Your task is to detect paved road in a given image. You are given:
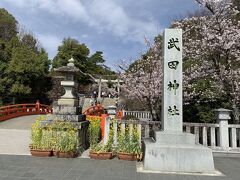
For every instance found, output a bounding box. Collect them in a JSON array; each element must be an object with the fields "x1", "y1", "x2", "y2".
[
  {"x1": 0, "y1": 115, "x2": 39, "y2": 155},
  {"x1": 0, "y1": 155, "x2": 240, "y2": 180},
  {"x1": 0, "y1": 115, "x2": 38, "y2": 130}
]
